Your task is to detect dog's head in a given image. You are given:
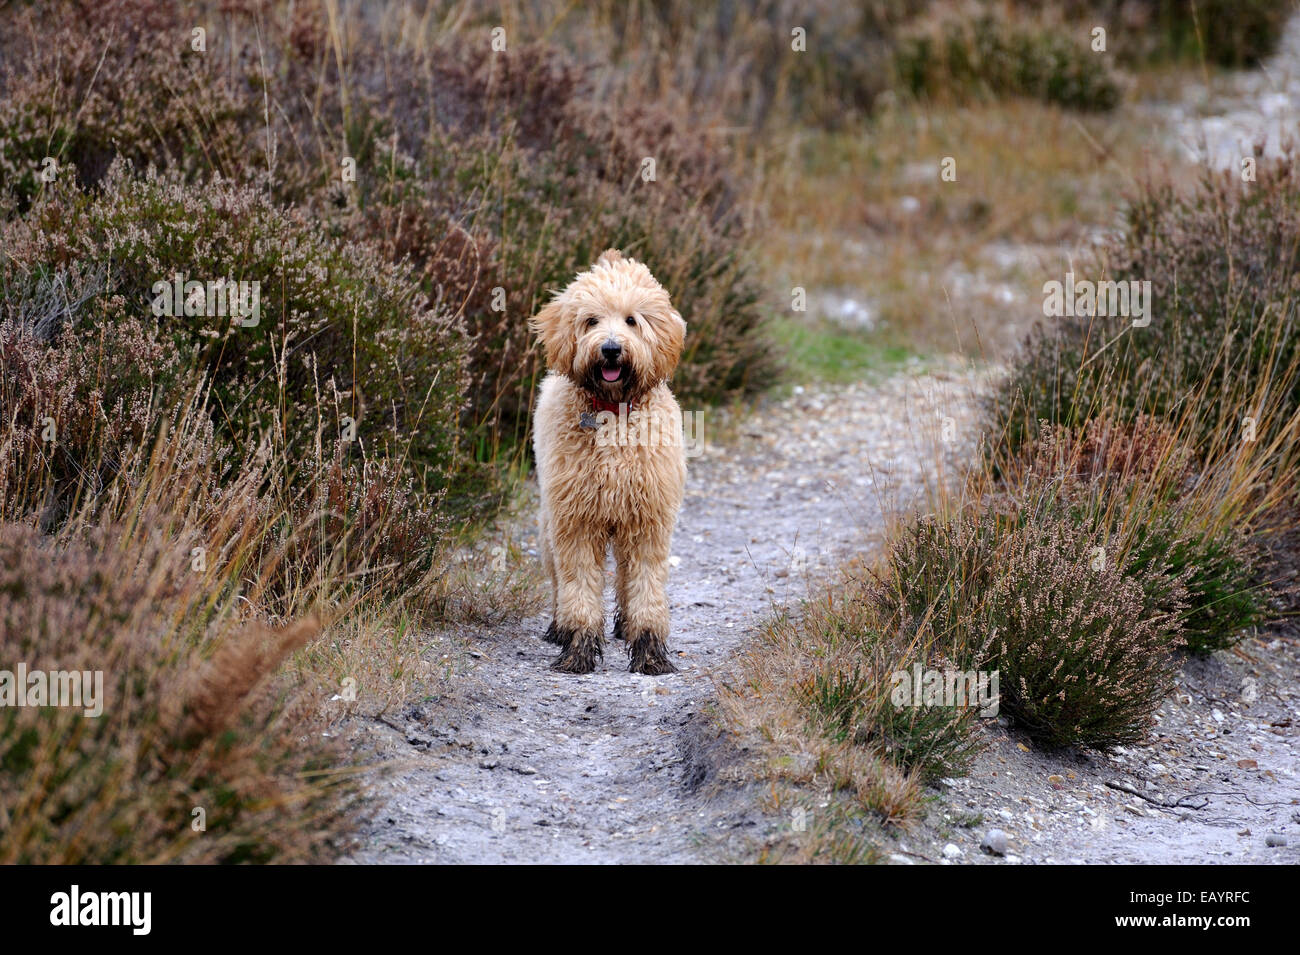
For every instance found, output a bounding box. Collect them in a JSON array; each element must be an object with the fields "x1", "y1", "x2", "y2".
[{"x1": 530, "y1": 249, "x2": 686, "y2": 404}]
